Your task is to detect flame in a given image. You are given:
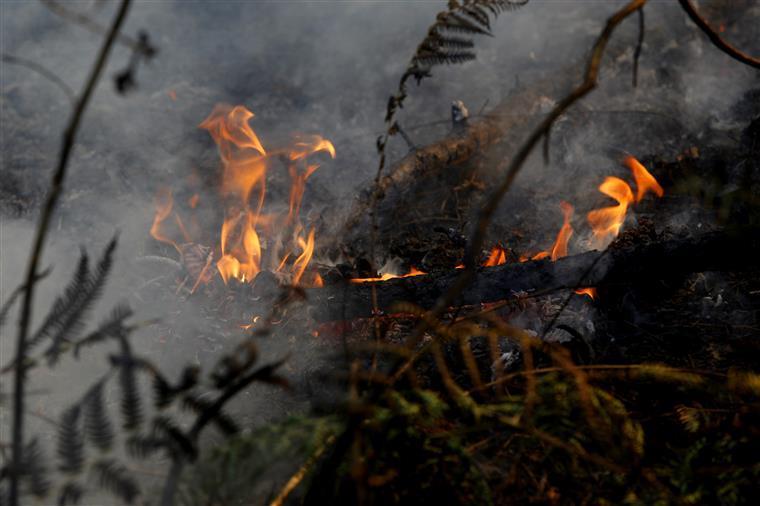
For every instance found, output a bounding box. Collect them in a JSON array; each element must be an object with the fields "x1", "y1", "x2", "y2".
[
  {"x1": 199, "y1": 104, "x2": 267, "y2": 206},
  {"x1": 587, "y1": 176, "x2": 635, "y2": 249},
  {"x1": 150, "y1": 187, "x2": 180, "y2": 252},
  {"x1": 575, "y1": 287, "x2": 597, "y2": 299},
  {"x1": 291, "y1": 229, "x2": 316, "y2": 285},
  {"x1": 484, "y1": 245, "x2": 508, "y2": 267},
  {"x1": 350, "y1": 266, "x2": 426, "y2": 284},
  {"x1": 188, "y1": 194, "x2": 199, "y2": 209},
  {"x1": 625, "y1": 155, "x2": 663, "y2": 203},
  {"x1": 550, "y1": 201, "x2": 574, "y2": 261}
]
